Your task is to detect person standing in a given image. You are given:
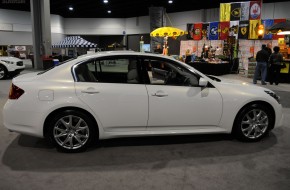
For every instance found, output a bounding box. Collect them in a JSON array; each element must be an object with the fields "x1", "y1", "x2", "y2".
[
  {"x1": 154, "y1": 44, "x2": 163, "y2": 54},
  {"x1": 266, "y1": 43, "x2": 272, "y2": 55},
  {"x1": 268, "y1": 46, "x2": 283, "y2": 85},
  {"x1": 253, "y1": 44, "x2": 270, "y2": 85}
]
